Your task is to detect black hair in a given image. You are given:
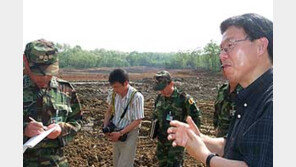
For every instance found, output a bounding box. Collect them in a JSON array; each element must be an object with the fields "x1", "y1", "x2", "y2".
[
  {"x1": 108, "y1": 69, "x2": 129, "y2": 85},
  {"x1": 220, "y1": 13, "x2": 273, "y2": 64}
]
